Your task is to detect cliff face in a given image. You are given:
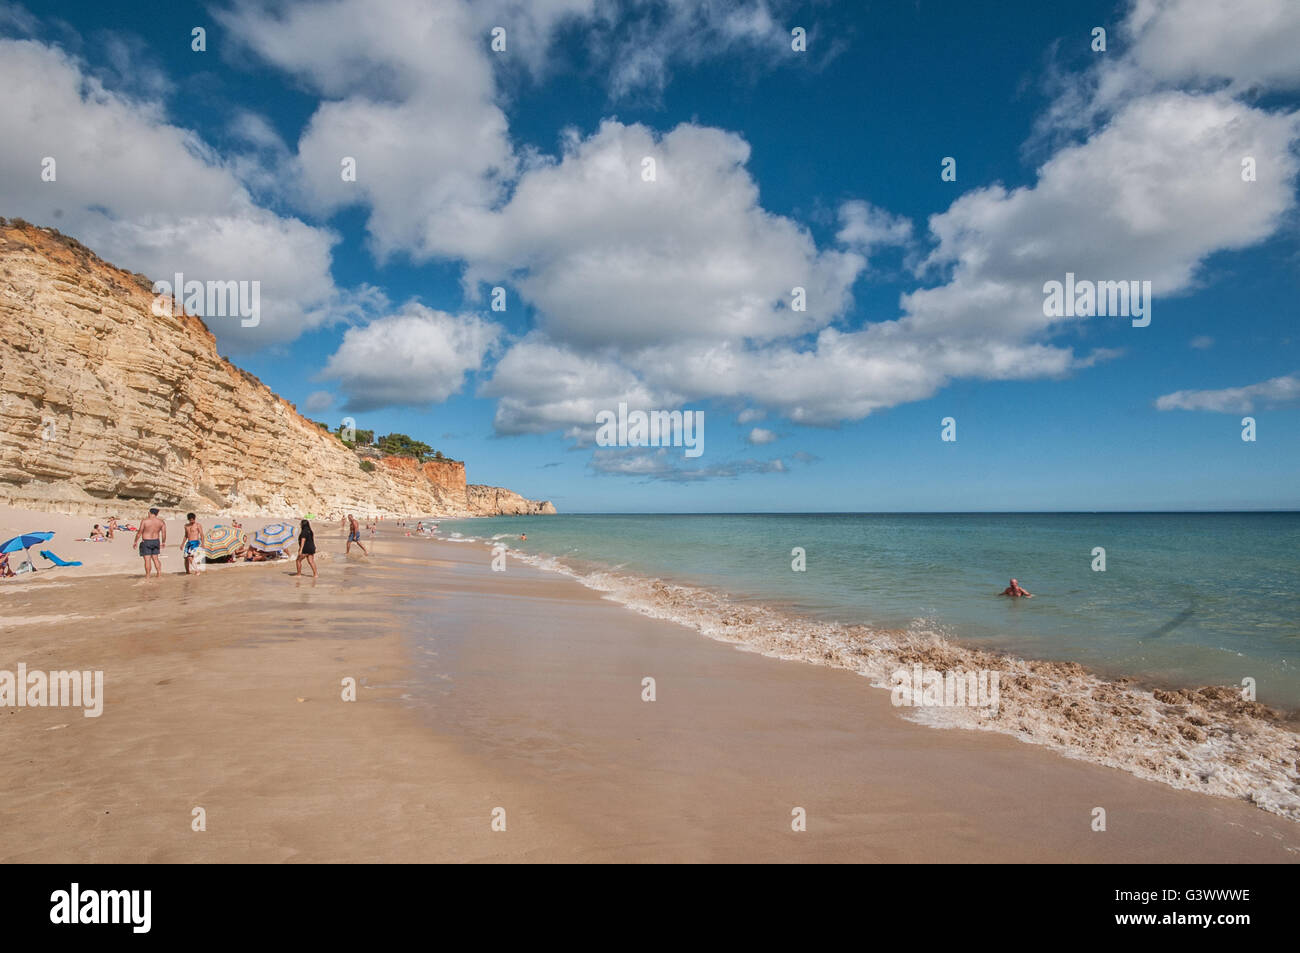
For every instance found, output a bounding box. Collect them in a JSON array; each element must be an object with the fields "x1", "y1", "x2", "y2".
[
  {"x1": 466, "y1": 484, "x2": 559, "y2": 516},
  {"x1": 0, "y1": 221, "x2": 555, "y2": 519}
]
